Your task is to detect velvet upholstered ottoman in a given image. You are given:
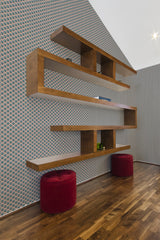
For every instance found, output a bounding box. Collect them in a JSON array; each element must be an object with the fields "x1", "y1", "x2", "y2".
[
  {"x1": 111, "y1": 154, "x2": 133, "y2": 177},
  {"x1": 40, "y1": 170, "x2": 76, "y2": 214}
]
